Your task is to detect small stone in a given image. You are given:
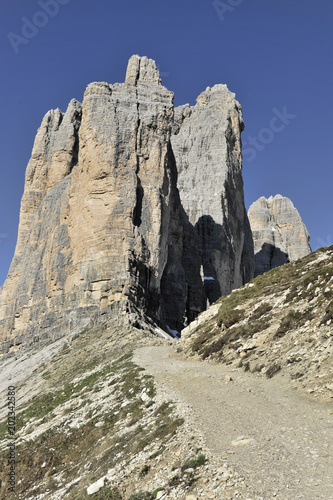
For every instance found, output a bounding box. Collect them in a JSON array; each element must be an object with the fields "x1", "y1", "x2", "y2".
[
  {"x1": 231, "y1": 436, "x2": 258, "y2": 447},
  {"x1": 141, "y1": 392, "x2": 150, "y2": 402},
  {"x1": 87, "y1": 477, "x2": 105, "y2": 495},
  {"x1": 225, "y1": 375, "x2": 233, "y2": 382}
]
